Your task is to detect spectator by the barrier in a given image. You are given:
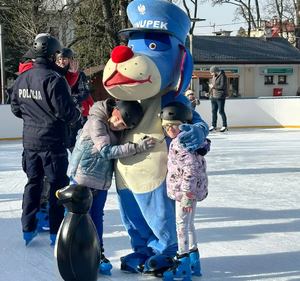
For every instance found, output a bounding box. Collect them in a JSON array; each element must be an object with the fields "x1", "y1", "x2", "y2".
[
  {"x1": 209, "y1": 66, "x2": 228, "y2": 132},
  {"x1": 185, "y1": 89, "x2": 200, "y2": 109}
]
